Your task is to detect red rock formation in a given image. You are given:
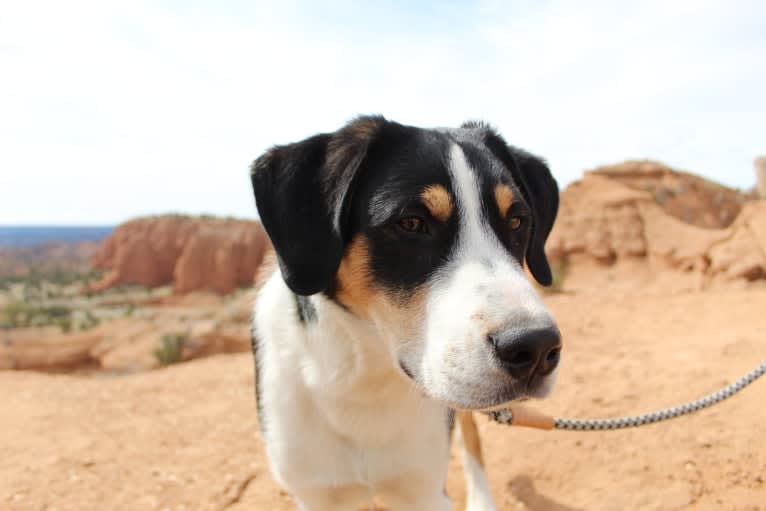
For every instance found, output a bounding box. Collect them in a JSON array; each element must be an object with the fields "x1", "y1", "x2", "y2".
[
  {"x1": 547, "y1": 161, "x2": 766, "y2": 290},
  {"x1": 88, "y1": 216, "x2": 270, "y2": 295},
  {"x1": 588, "y1": 160, "x2": 750, "y2": 228},
  {"x1": 756, "y1": 156, "x2": 766, "y2": 199}
]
